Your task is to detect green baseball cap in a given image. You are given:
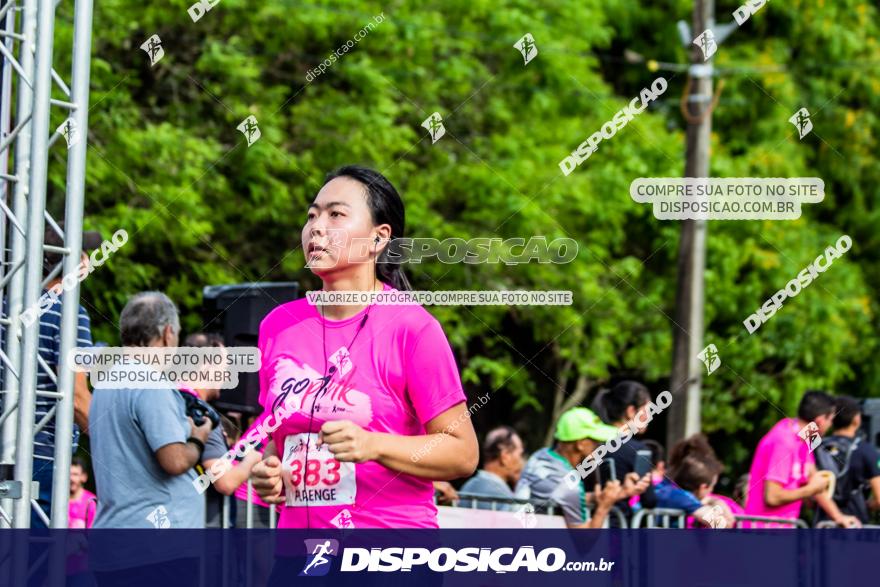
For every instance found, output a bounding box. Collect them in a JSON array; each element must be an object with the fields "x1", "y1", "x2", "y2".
[{"x1": 555, "y1": 407, "x2": 619, "y2": 442}]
